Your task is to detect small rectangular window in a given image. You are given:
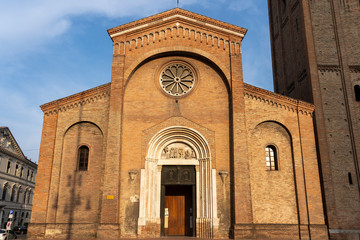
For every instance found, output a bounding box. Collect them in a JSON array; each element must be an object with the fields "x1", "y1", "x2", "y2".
[
  {"x1": 348, "y1": 172, "x2": 353, "y2": 185},
  {"x1": 354, "y1": 85, "x2": 360, "y2": 101},
  {"x1": 7, "y1": 162, "x2": 11, "y2": 174}
]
